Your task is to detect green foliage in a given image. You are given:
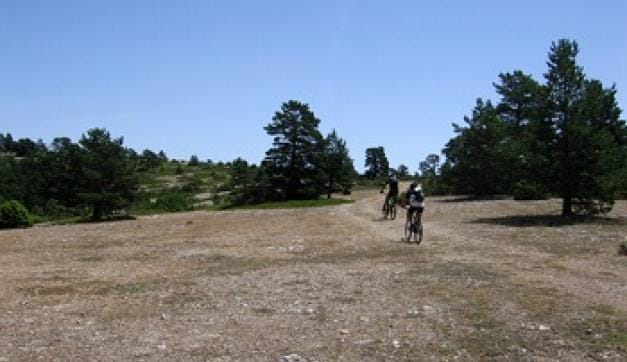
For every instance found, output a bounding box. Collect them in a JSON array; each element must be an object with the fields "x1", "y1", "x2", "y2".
[
  {"x1": 321, "y1": 130, "x2": 356, "y2": 198},
  {"x1": 77, "y1": 128, "x2": 138, "y2": 220},
  {"x1": 0, "y1": 200, "x2": 33, "y2": 228},
  {"x1": 441, "y1": 39, "x2": 626, "y2": 215},
  {"x1": 189, "y1": 155, "x2": 200, "y2": 166},
  {"x1": 364, "y1": 146, "x2": 389, "y2": 179},
  {"x1": 262, "y1": 100, "x2": 326, "y2": 200},
  {"x1": 512, "y1": 181, "x2": 548, "y2": 200},
  {"x1": 397, "y1": 164, "x2": 409, "y2": 178},
  {"x1": 419, "y1": 154, "x2": 440, "y2": 177},
  {"x1": 442, "y1": 99, "x2": 512, "y2": 195},
  {"x1": 155, "y1": 193, "x2": 193, "y2": 212},
  {"x1": 138, "y1": 149, "x2": 162, "y2": 171}
]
